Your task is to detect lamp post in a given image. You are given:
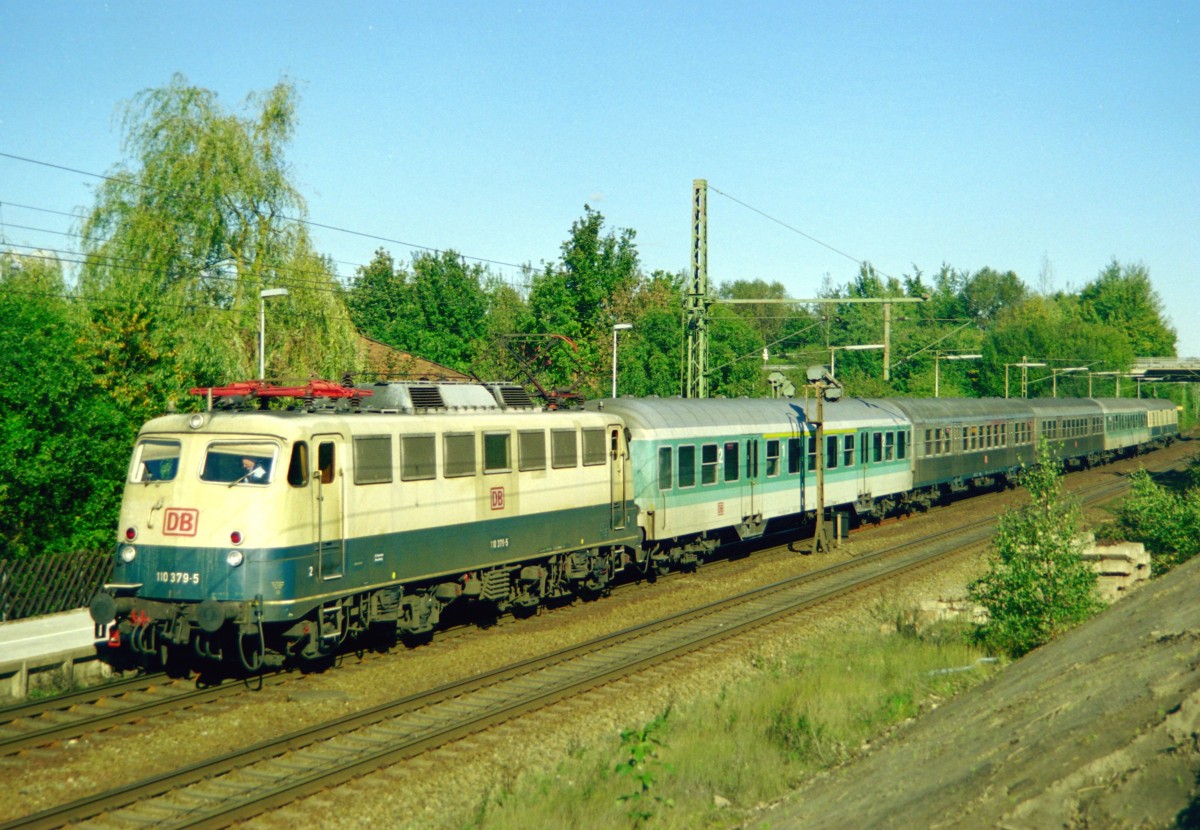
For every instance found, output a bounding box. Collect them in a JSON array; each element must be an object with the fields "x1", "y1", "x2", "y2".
[
  {"x1": 259, "y1": 288, "x2": 289, "y2": 380},
  {"x1": 934, "y1": 353, "x2": 982, "y2": 398},
  {"x1": 829, "y1": 344, "x2": 884, "y2": 379},
  {"x1": 611, "y1": 323, "x2": 632, "y2": 398}
]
